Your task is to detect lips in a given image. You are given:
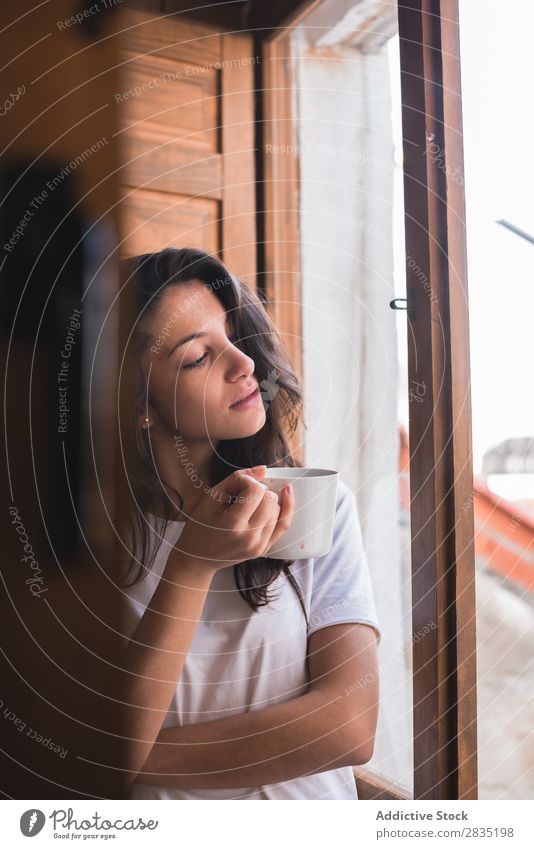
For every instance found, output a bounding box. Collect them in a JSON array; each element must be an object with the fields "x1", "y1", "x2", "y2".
[{"x1": 230, "y1": 384, "x2": 259, "y2": 408}]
